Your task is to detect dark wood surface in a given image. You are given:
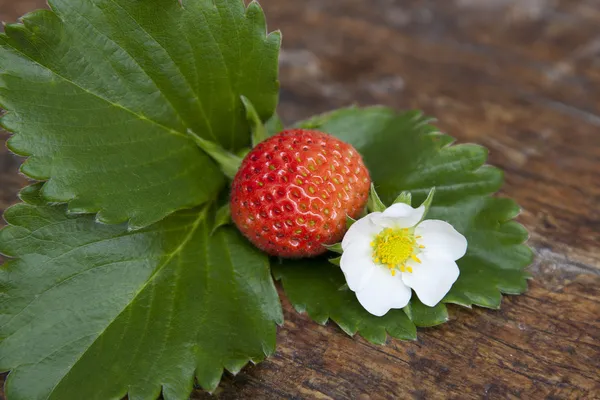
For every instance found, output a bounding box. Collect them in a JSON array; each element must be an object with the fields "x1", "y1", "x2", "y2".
[{"x1": 1, "y1": 0, "x2": 600, "y2": 399}]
